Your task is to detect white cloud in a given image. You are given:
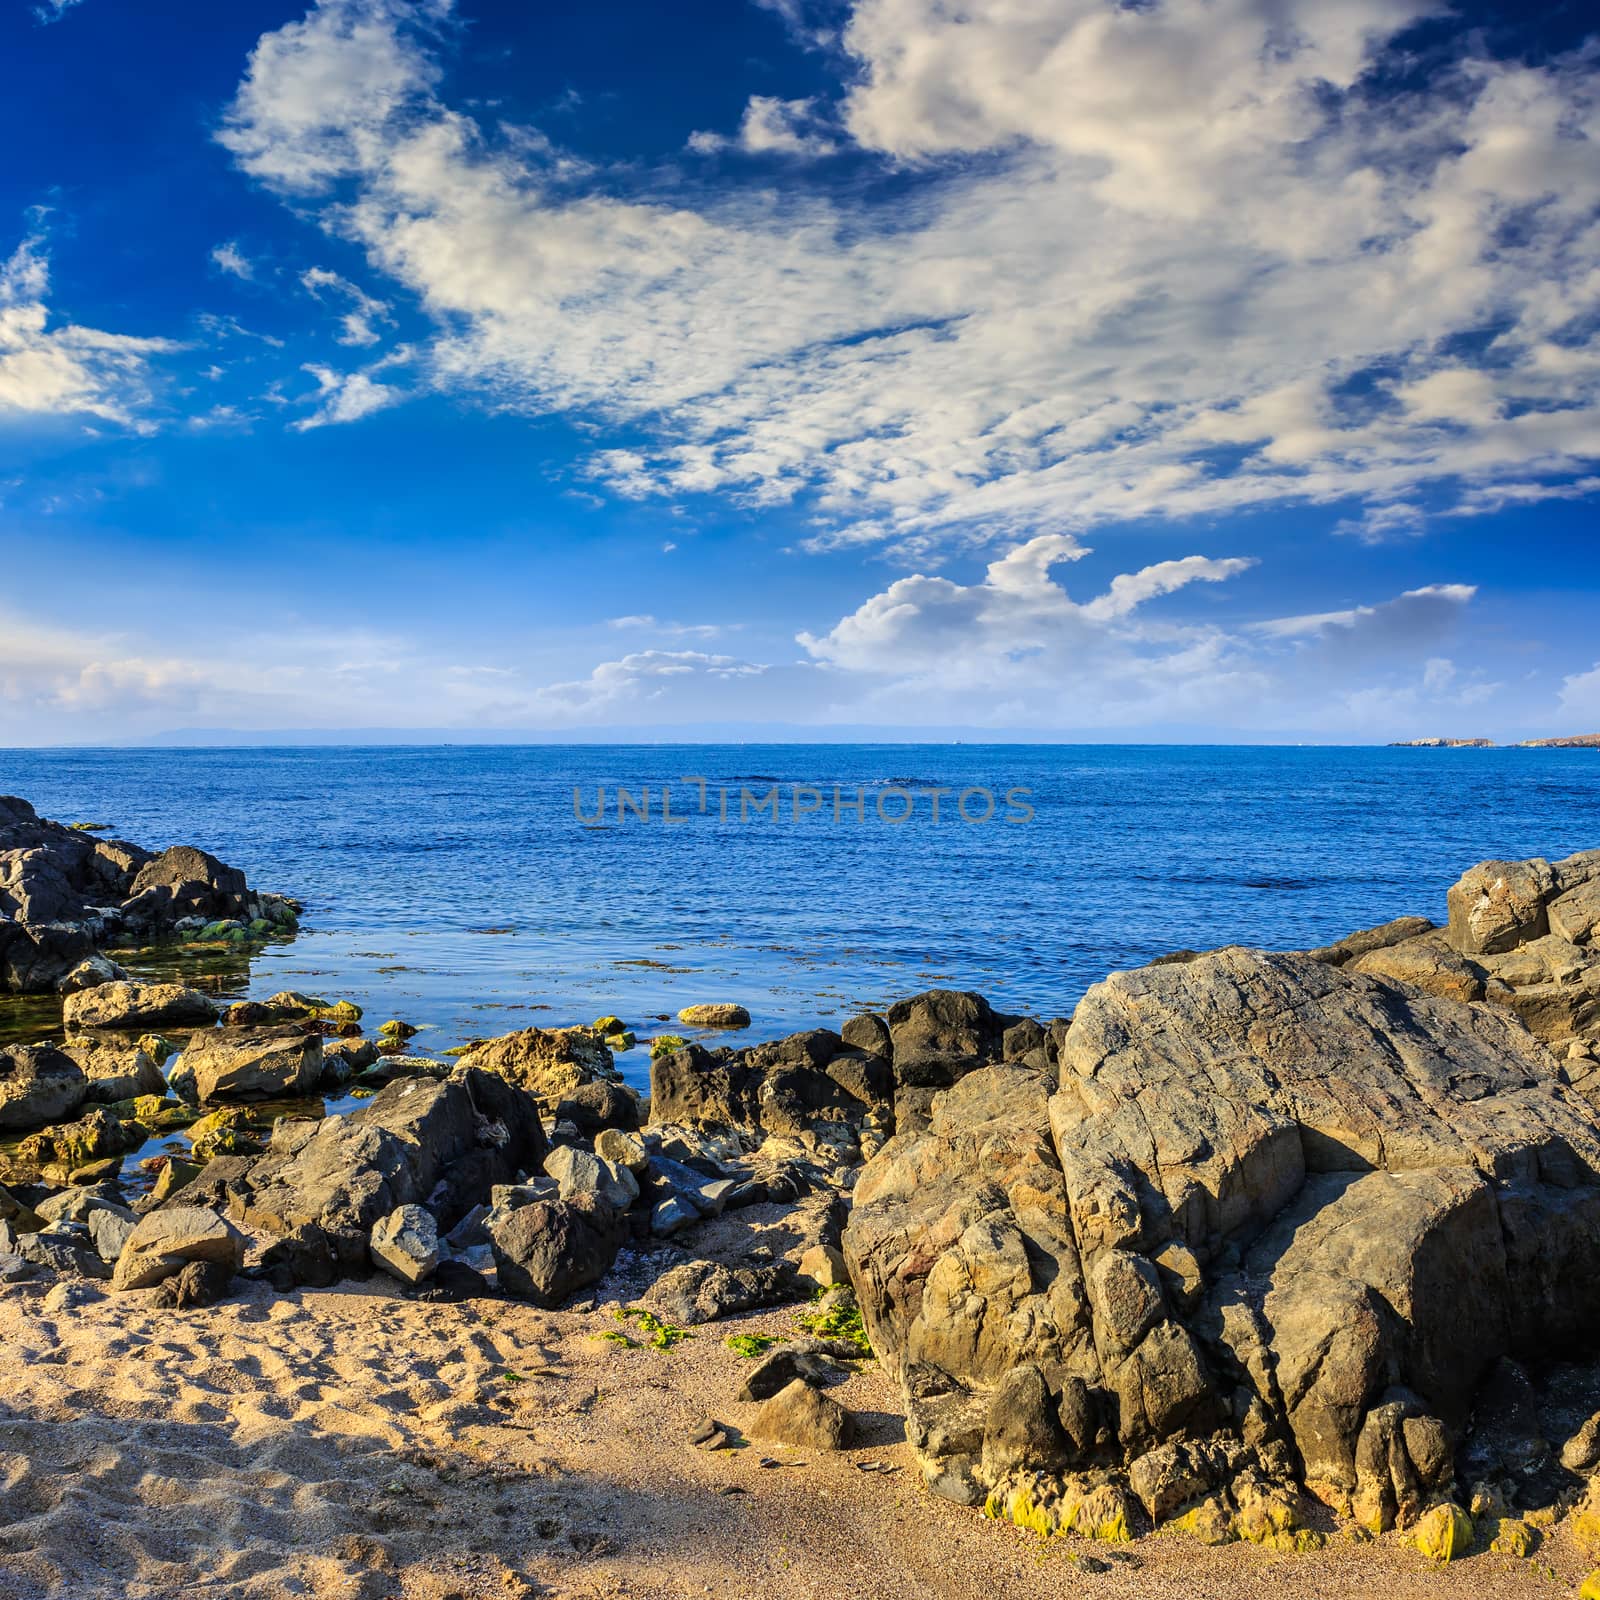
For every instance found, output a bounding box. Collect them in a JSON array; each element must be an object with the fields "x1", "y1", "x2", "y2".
[
  {"x1": 0, "y1": 229, "x2": 176, "y2": 427},
  {"x1": 690, "y1": 96, "x2": 838, "y2": 158},
  {"x1": 796, "y1": 532, "x2": 1266, "y2": 721},
  {"x1": 294, "y1": 361, "x2": 402, "y2": 428},
  {"x1": 210, "y1": 241, "x2": 255, "y2": 280},
  {"x1": 33, "y1": 0, "x2": 83, "y2": 23},
  {"x1": 1558, "y1": 661, "x2": 1600, "y2": 725},
  {"x1": 214, "y1": 0, "x2": 1600, "y2": 553},
  {"x1": 1334, "y1": 503, "x2": 1427, "y2": 543},
  {"x1": 607, "y1": 615, "x2": 722, "y2": 639},
  {"x1": 301, "y1": 265, "x2": 393, "y2": 345}
]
